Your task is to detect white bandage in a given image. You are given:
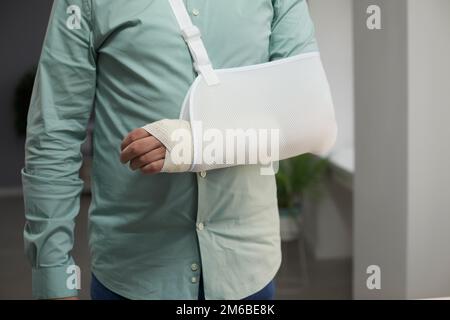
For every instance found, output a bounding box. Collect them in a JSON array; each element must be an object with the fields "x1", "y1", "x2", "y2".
[{"x1": 142, "y1": 119, "x2": 193, "y2": 173}]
